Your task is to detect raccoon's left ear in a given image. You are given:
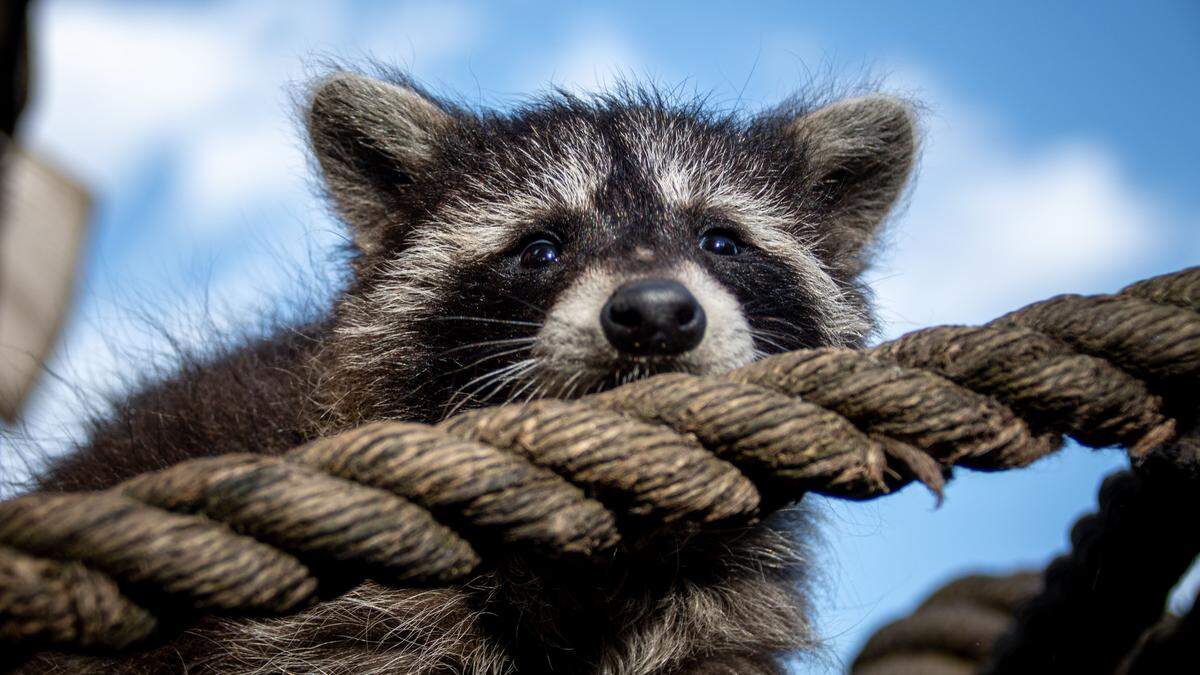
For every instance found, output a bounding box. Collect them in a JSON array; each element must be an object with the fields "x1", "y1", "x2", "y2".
[
  {"x1": 788, "y1": 96, "x2": 918, "y2": 273},
  {"x1": 306, "y1": 73, "x2": 454, "y2": 256}
]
